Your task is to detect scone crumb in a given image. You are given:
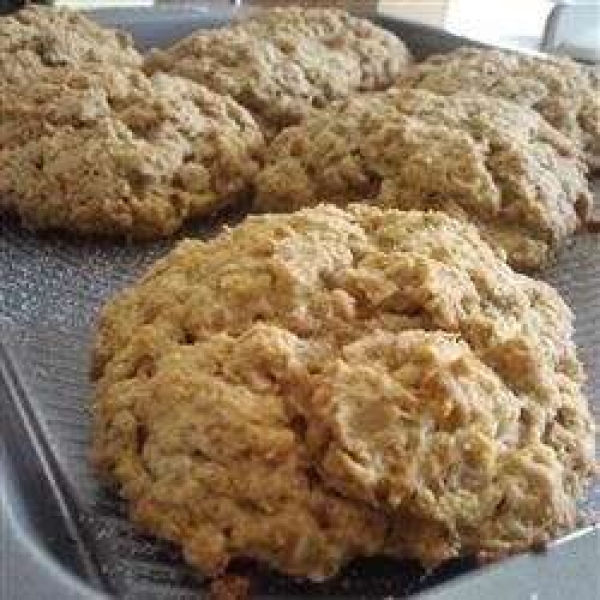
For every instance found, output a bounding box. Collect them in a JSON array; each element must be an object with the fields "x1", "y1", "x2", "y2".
[{"x1": 209, "y1": 575, "x2": 251, "y2": 600}]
